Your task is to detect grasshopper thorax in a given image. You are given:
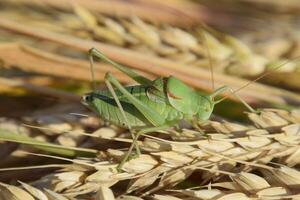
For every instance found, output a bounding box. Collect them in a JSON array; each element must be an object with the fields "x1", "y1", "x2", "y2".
[
  {"x1": 165, "y1": 76, "x2": 214, "y2": 121},
  {"x1": 195, "y1": 95, "x2": 214, "y2": 121}
]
